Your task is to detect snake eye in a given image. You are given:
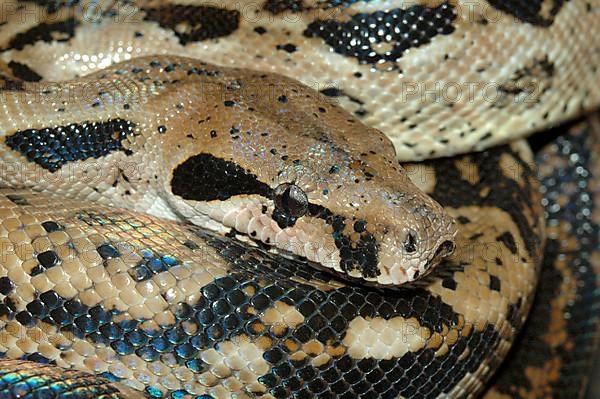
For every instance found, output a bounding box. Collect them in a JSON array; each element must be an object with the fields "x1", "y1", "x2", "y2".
[
  {"x1": 404, "y1": 232, "x2": 417, "y2": 253},
  {"x1": 273, "y1": 183, "x2": 308, "y2": 218}
]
